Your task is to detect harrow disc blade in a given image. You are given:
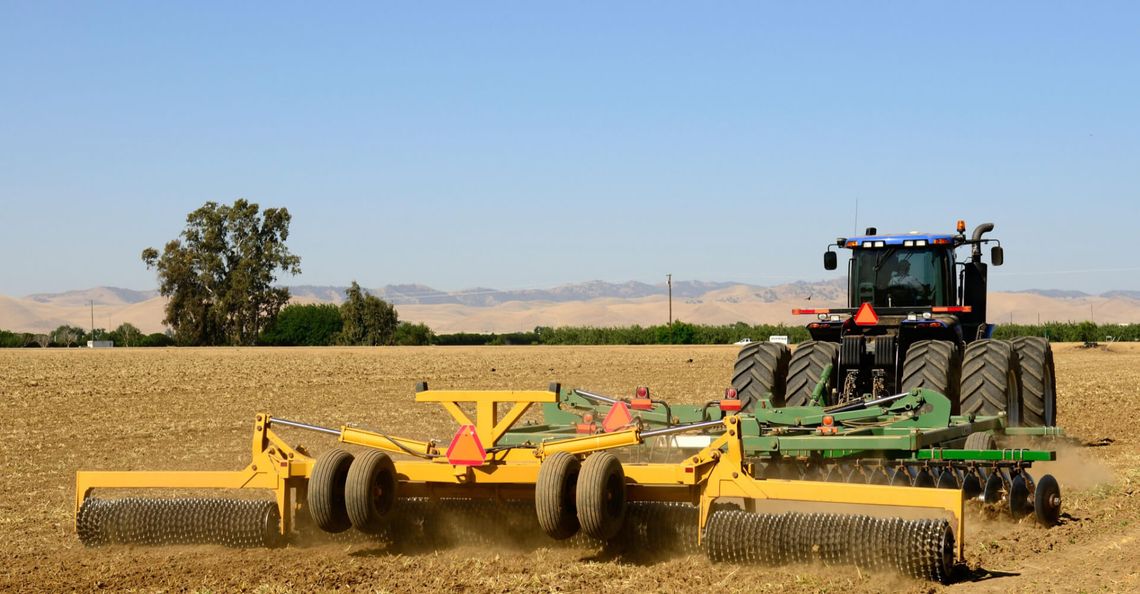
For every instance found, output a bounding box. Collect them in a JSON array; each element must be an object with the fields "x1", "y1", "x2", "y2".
[
  {"x1": 704, "y1": 510, "x2": 954, "y2": 583},
  {"x1": 77, "y1": 498, "x2": 281, "y2": 548},
  {"x1": 1033, "y1": 474, "x2": 1062, "y2": 527},
  {"x1": 982, "y1": 472, "x2": 1005, "y2": 504},
  {"x1": 1008, "y1": 474, "x2": 1033, "y2": 519},
  {"x1": 961, "y1": 471, "x2": 984, "y2": 500}
]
